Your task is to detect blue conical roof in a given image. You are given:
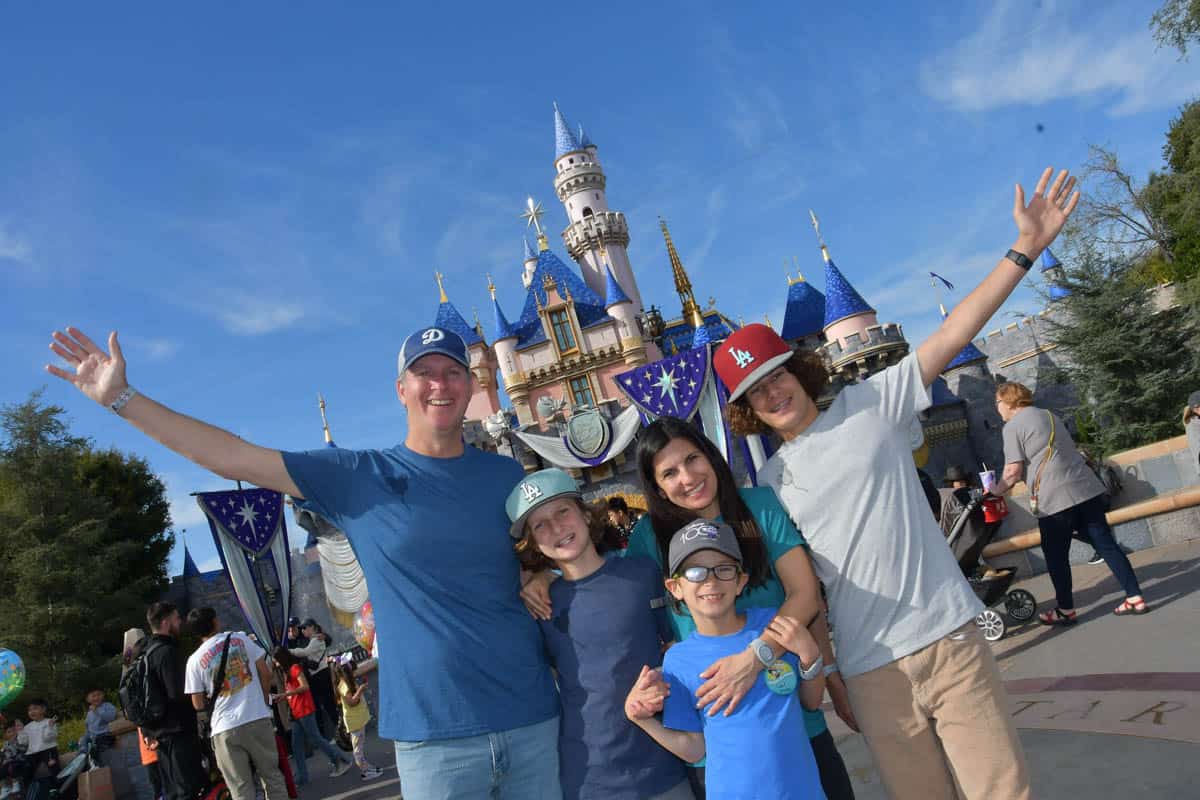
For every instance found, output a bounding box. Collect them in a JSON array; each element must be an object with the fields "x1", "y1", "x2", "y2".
[
  {"x1": 493, "y1": 293, "x2": 518, "y2": 341},
  {"x1": 182, "y1": 545, "x2": 200, "y2": 578},
  {"x1": 554, "y1": 103, "x2": 581, "y2": 158},
  {"x1": 578, "y1": 124, "x2": 593, "y2": 148},
  {"x1": 435, "y1": 300, "x2": 484, "y2": 346},
  {"x1": 1049, "y1": 285, "x2": 1071, "y2": 301},
  {"x1": 822, "y1": 259, "x2": 874, "y2": 328},
  {"x1": 1040, "y1": 247, "x2": 1061, "y2": 272},
  {"x1": 603, "y1": 265, "x2": 631, "y2": 308},
  {"x1": 781, "y1": 278, "x2": 826, "y2": 340},
  {"x1": 523, "y1": 237, "x2": 536, "y2": 262},
  {"x1": 939, "y1": 306, "x2": 988, "y2": 370},
  {"x1": 513, "y1": 247, "x2": 608, "y2": 347}
]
